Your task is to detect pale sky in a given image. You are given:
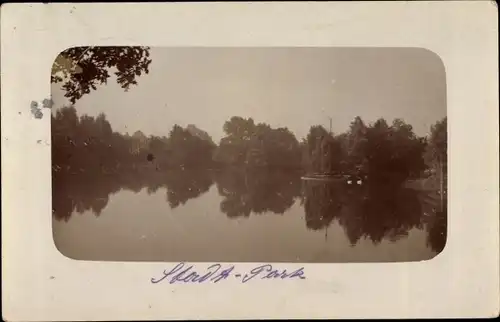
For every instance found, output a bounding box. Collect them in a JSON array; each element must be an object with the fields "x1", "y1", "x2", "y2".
[{"x1": 51, "y1": 47, "x2": 447, "y2": 142}]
